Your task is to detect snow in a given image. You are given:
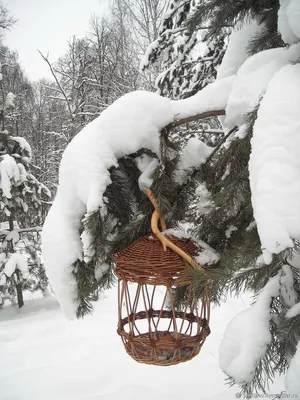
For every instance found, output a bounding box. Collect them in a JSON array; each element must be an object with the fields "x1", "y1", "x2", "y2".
[
  {"x1": 94, "y1": 262, "x2": 110, "y2": 281},
  {"x1": 195, "y1": 184, "x2": 212, "y2": 216},
  {"x1": 286, "y1": 302, "x2": 300, "y2": 319},
  {"x1": 3, "y1": 253, "x2": 29, "y2": 279},
  {"x1": 42, "y1": 87, "x2": 232, "y2": 318},
  {"x1": 163, "y1": 228, "x2": 192, "y2": 240},
  {"x1": 246, "y1": 221, "x2": 256, "y2": 232},
  {"x1": 280, "y1": 265, "x2": 297, "y2": 307},
  {"x1": 217, "y1": 19, "x2": 263, "y2": 79},
  {"x1": 81, "y1": 230, "x2": 95, "y2": 263},
  {"x1": 0, "y1": 289, "x2": 286, "y2": 400},
  {"x1": 286, "y1": 0, "x2": 300, "y2": 40},
  {"x1": 17, "y1": 162, "x2": 28, "y2": 183},
  {"x1": 5, "y1": 229, "x2": 20, "y2": 245},
  {"x1": 0, "y1": 154, "x2": 20, "y2": 198},
  {"x1": 225, "y1": 225, "x2": 237, "y2": 239},
  {"x1": 195, "y1": 246, "x2": 220, "y2": 267},
  {"x1": 234, "y1": 124, "x2": 248, "y2": 140},
  {"x1": 225, "y1": 43, "x2": 300, "y2": 128},
  {"x1": 249, "y1": 64, "x2": 300, "y2": 263},
  {"x1": 4, "y1": 92, "x2": 15, "y2": 109},
  {"x1": 278, "y1": 0, "x2": 299, "y2": 44},
  {"x1": 174, "y1": 138, "x2": 213, "y2": 185},
  {"x1": 172, "y1": 76, "x2": 234, "y2": 120},
  {"x1": 42, "y1": 199, "x2": 83, "y2": 318},
  {"x1": 140, "y1": 38, "x2": 160, "y2": 71},
  {"x1": 163, "y1": 228, "x2": 220, "y2": 266},
  {"x1": 0, "y1": 272, "x2": 6, "y2": 285},
  {"x1": 0, "y1": 252, "x2": 6, "y2": 263},
  {"x1": 135, "y1": 154, "x2": 159, "y2": 191},
  {"x1": 12, "y1": 136, "x2": 32, "y2": 160},
  {"x1": 216, "y1": 19, "x2": 263, "y2": 131},
  {"x1": 219, "y1": 273, "x2": 281, "y2": 384}
]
